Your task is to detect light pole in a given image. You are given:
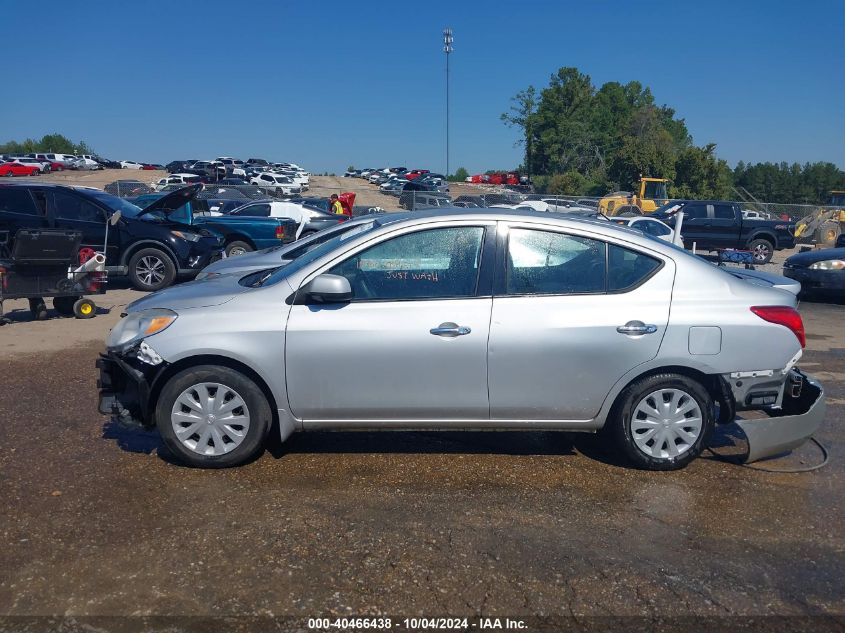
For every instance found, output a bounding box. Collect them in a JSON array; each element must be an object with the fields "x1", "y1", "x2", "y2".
[{"x1": 443, "y1": 27, "x2": 453, "y2": 179}]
